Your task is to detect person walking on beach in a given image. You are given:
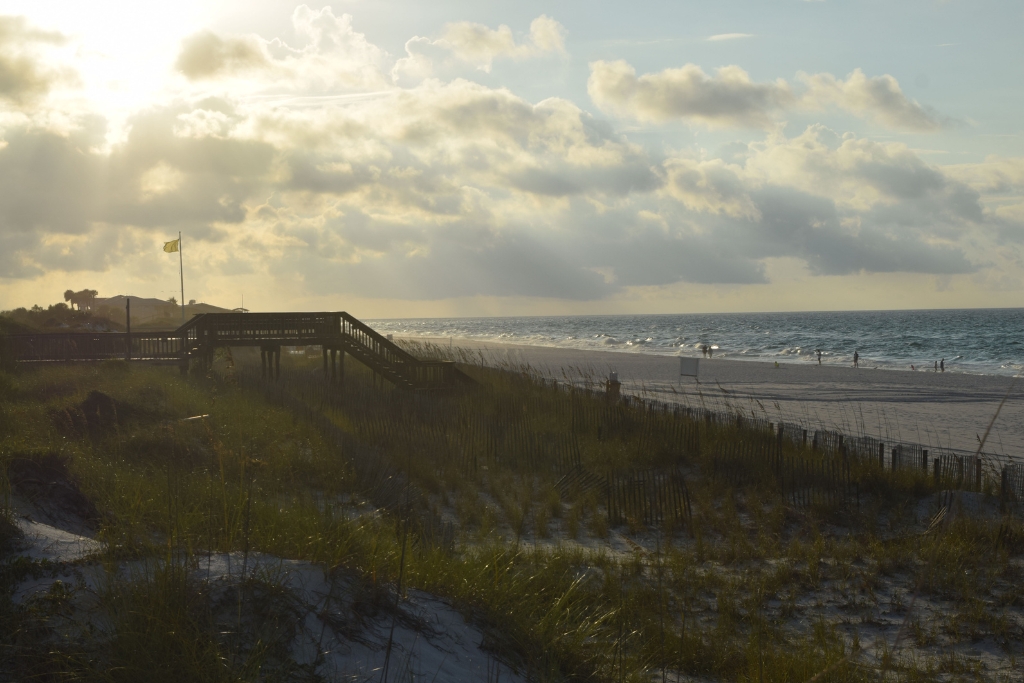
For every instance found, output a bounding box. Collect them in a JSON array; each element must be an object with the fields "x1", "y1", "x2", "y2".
[
  {"x1": 708, "y1": 345, "x2": 713, "y2": 358},
  {"x1": 853, "y1": 351, "x2": 859, "y2": 368},
  {"x1": 934, "y1": 360, "x2": 938, "y2": 372},
  {"x1": 816, "y1": 349, "x2": 822, "y2": 365},
  {"x1": 941, "y1": 358, "x2": 945, "y2": 372}
]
